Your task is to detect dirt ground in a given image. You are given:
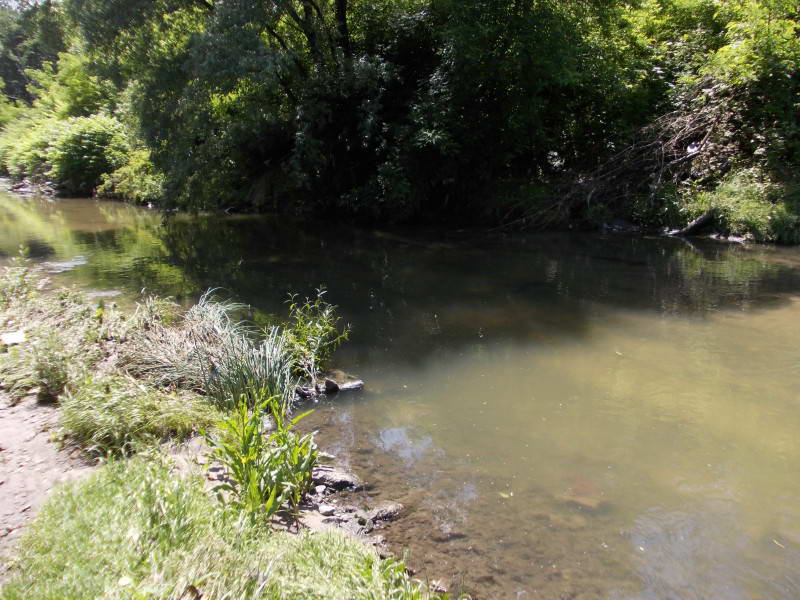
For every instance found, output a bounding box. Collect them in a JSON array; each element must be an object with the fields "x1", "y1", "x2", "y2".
[{"x1": 0, "y1": 395, "x2": 94, "y2": 583}]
